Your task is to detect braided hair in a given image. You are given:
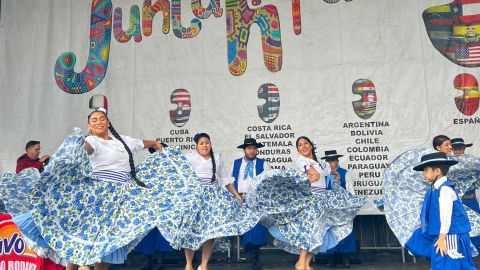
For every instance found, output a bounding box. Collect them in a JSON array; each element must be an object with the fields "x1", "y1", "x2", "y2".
[
  {"x1": 88, "y1": 110, "x2": 147, "y2": 188},
  {"x1": 433, "y1": 135, "x2": 450, "y2": 151},
  {"x1": 193, "y1": 133, "x2": 216, "y2": 183}
]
